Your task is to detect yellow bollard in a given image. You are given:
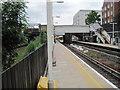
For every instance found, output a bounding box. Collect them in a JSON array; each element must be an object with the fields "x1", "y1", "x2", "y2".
[
  {"x1": 37, "y1": 76, "x2": 57, "y2": 90},
  {"x1": 37, "y1": 76, "x2": 48, "y2": 89}
]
